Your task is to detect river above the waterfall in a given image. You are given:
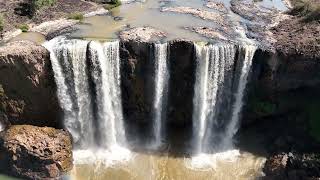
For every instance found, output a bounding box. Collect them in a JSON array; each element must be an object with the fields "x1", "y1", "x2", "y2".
[{"x1": 69, "y1": 0, "x2": 288, "y2": 41}]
